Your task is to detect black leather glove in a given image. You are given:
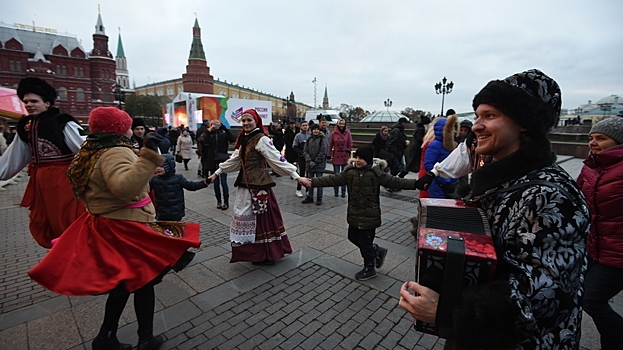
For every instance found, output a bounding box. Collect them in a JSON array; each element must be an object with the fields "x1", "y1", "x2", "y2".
[
  {"x1": 415, "y1": 171, "x2": 435, "y2": 190},
  {"x1": 143, "y1": 132, "x2": 164, "y2": 152},
  {"x1": 465, "y1": 130, "x2": 476, "y2": 147}
]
